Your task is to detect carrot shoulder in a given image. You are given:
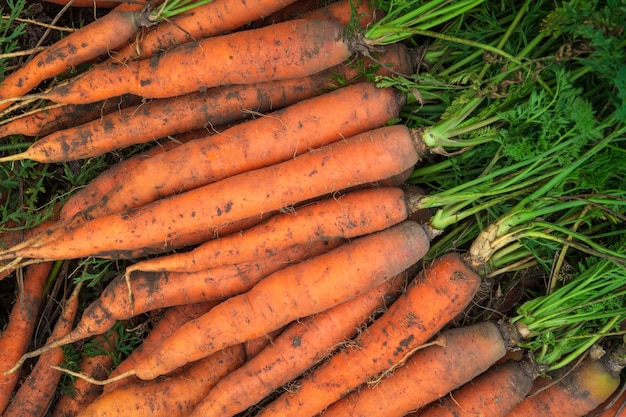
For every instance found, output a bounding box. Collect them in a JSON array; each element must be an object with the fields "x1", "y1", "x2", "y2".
[
  {"x1": 41, "y1": 19, "x2": 354, "y2": 104},
  {"x1": 0, "y1": 124, "x2": 420, "y2": 262},
  {"x1": 0, "y1": 262, "x2": 52, "y2": 412},
  {"x1": 122, "y1": 220, "x2": 430, "y2": 380},
  {"x1": 257, "y1": 252, "x2": 482, "y2": 417},
  {"x1": 320, "y1": 321, "x2": 510, "y2": 417},
  {"x1": 189, "y1": 269, "x2": 412, "y2": 417}
]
